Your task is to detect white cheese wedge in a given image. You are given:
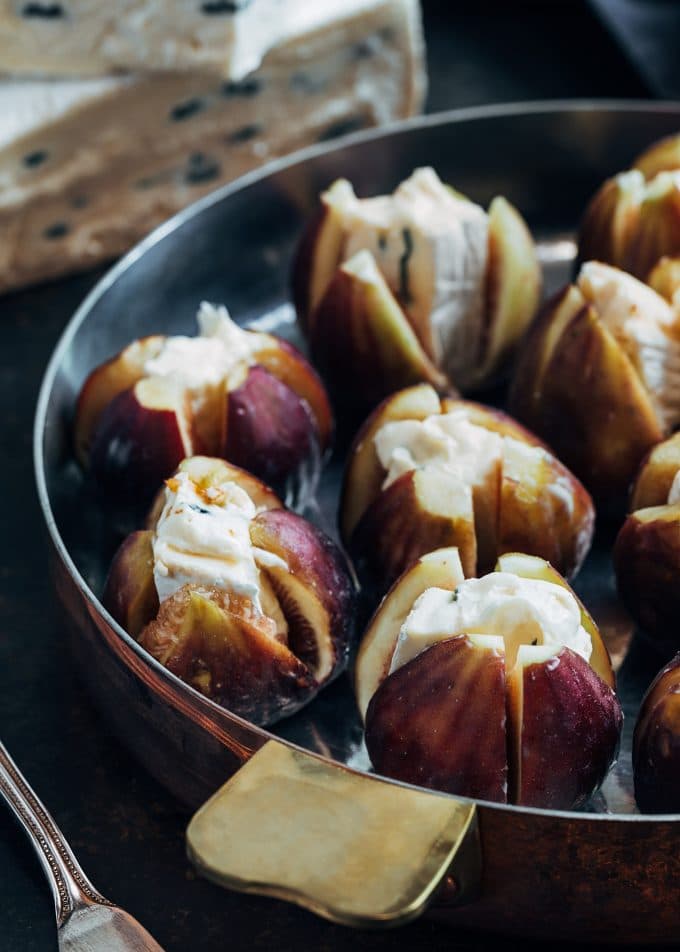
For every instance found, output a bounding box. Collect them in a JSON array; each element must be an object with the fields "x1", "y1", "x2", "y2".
[
  {"x1": 337, "y1": 167, "x2": 489, "y2": 380},
  {"x1": 0, "y1": 0, "x2": 425, "y2": 292},
  {"x1": 390, "y1": 573, "x2": 592, "y2": 674},
  {"x1": 0, "y1": 0, "x2": 402, "y2": 80},
  {"x1": 152, "y1": 470, "x2": 287, "y2": 609},
  {"x1": 578, "y1": 261, "x2": 680, "y2": 430}
]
